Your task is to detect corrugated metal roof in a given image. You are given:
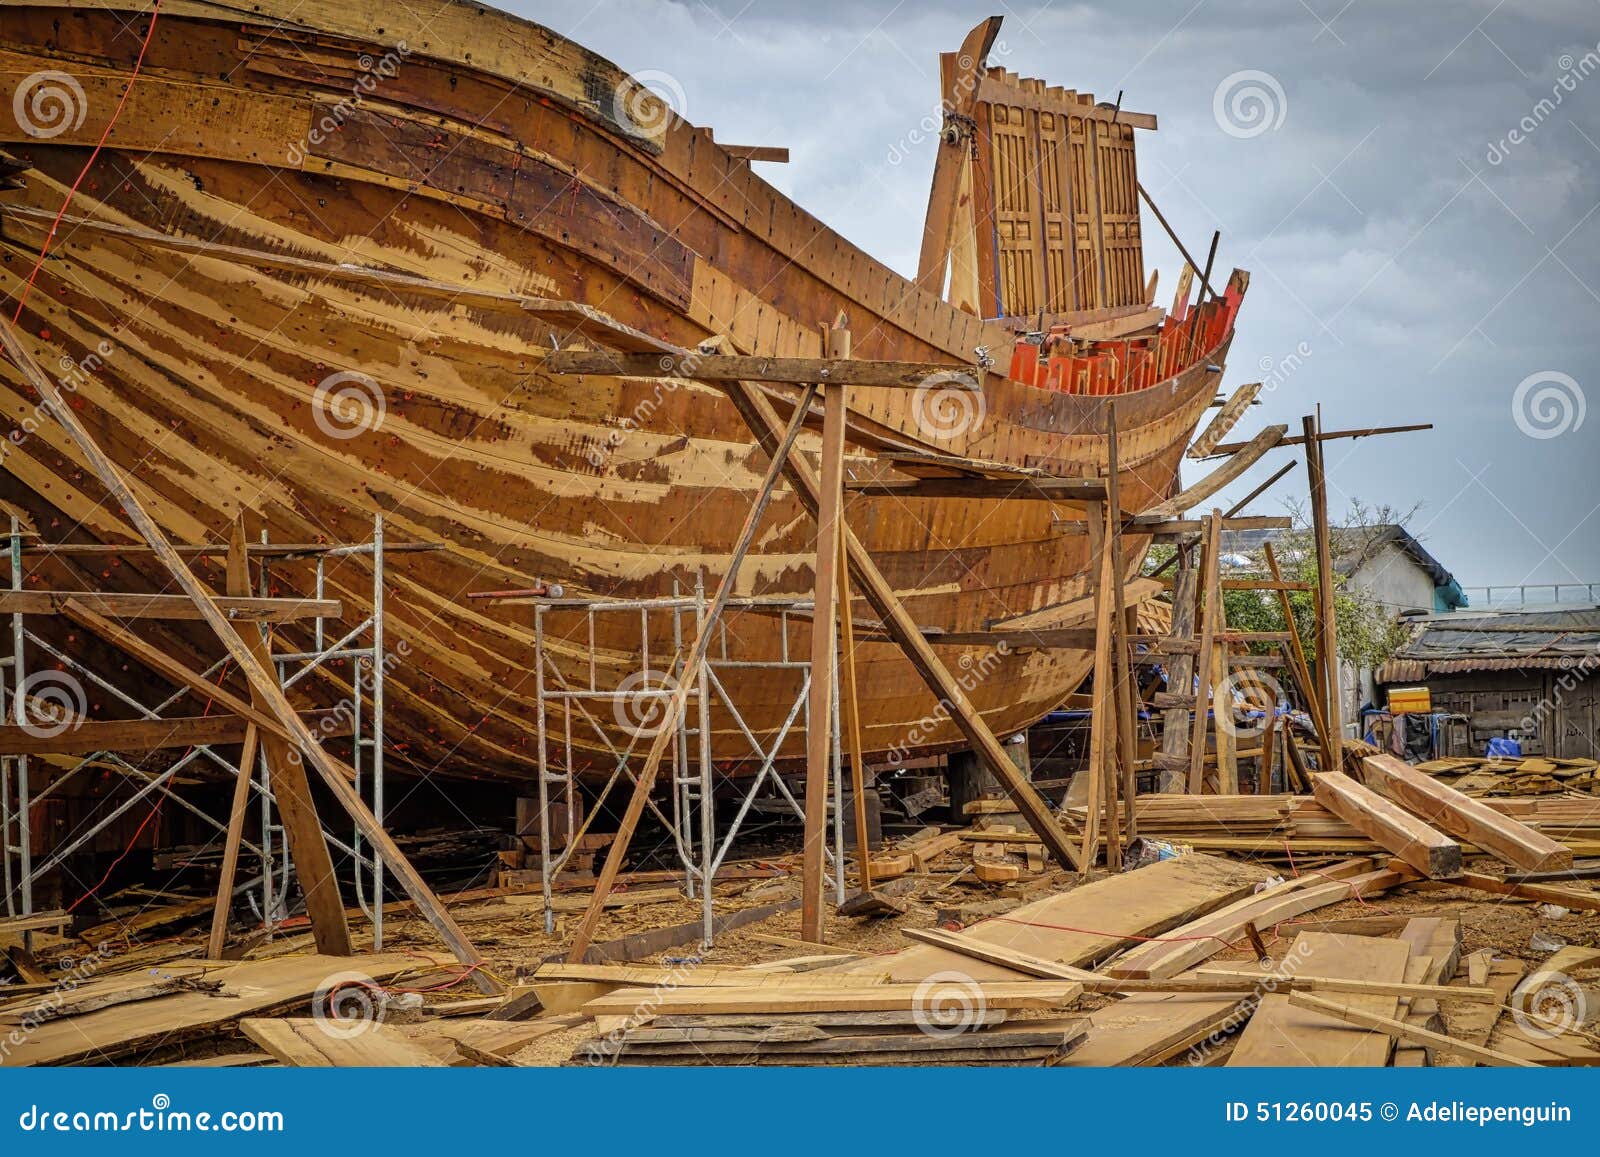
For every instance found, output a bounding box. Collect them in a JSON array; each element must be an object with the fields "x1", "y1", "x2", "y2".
[{"x1": 1377, "y1": 606, "x2": 1600, "y2": 681}]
